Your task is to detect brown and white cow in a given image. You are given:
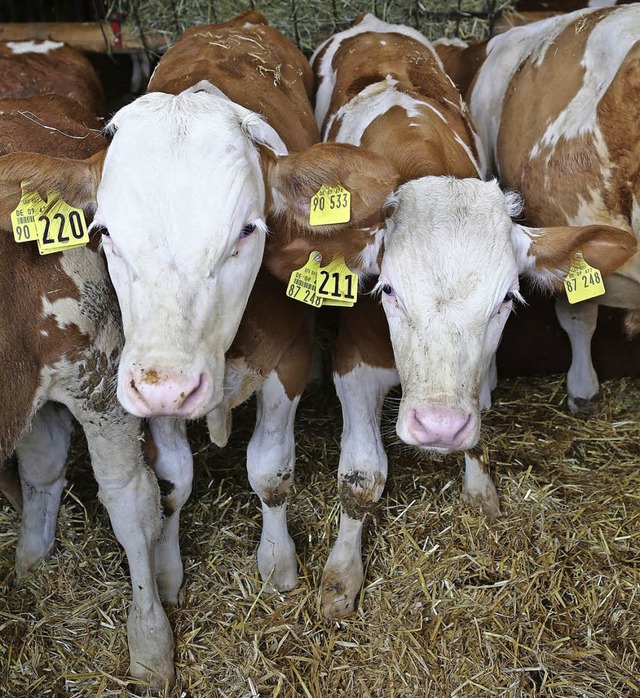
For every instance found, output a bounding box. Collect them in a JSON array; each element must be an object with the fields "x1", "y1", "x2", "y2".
[
  {"x1": 0, "y1": 13, "x2": 401, "y2": 628},
  {"x1": 306, "y1": 13, "x2": 636, "y2": 619},
  {"x1": 0, "y1": 41, "x2": 177, "y2": 689},
  {"x1": 468, "y1": 4, "x2": 640, "y2": 412}
]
